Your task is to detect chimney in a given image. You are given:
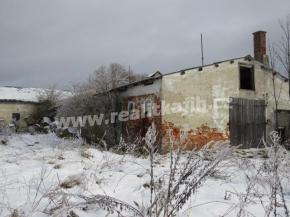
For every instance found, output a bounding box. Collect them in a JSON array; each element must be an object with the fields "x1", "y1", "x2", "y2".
[{"x1": 253, "y1": 31, "x2": 268, "y2": 65}]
